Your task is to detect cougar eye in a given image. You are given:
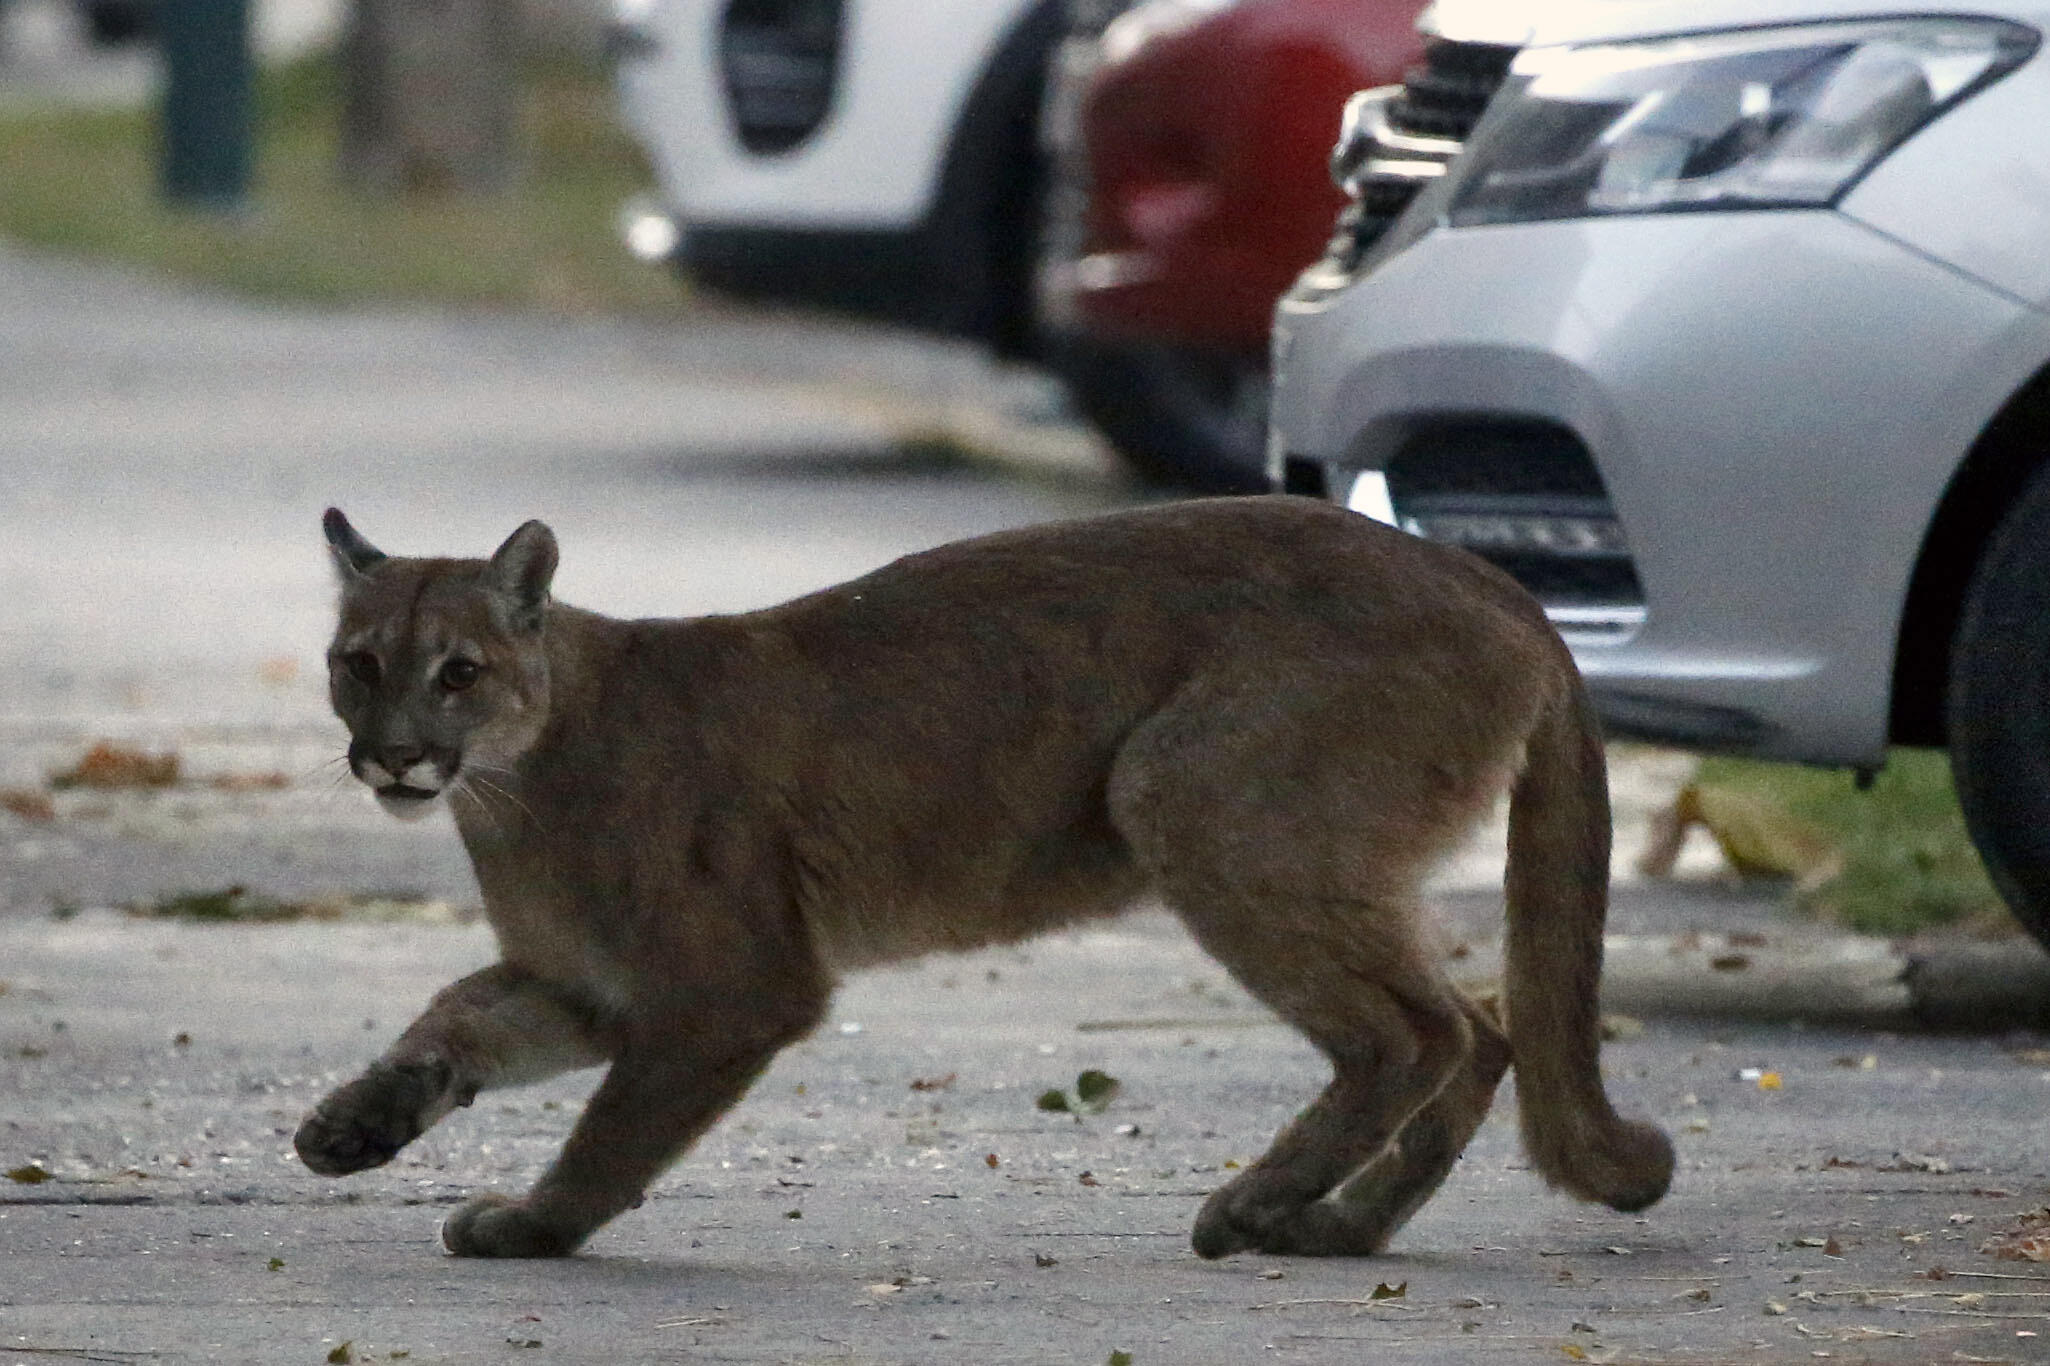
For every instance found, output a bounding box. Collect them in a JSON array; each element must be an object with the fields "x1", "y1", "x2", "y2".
[
  {"x1": 339, "y1": 651, "x2": 381, "y2": 687},
  {"x1": 439, "y1": 658, "x2": 482, "y2": 692}
]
